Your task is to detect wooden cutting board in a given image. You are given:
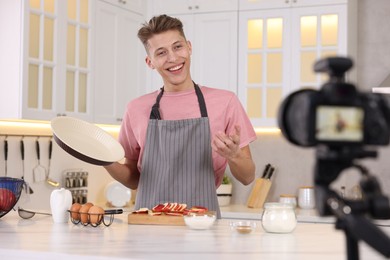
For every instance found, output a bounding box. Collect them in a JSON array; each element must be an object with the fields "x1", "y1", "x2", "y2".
[{"x1": 128, "y1": 213, "x2": 185, "y2": 226}]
